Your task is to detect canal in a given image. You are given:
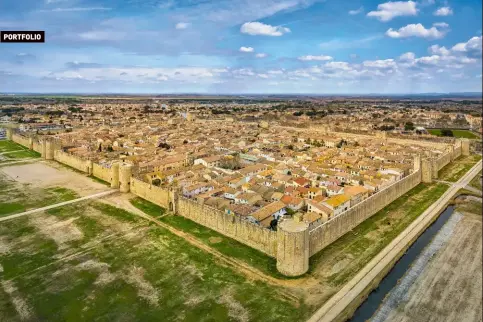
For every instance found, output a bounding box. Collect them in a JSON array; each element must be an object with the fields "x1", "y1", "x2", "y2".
[{"x1": 348, "y1": 205, "x2": 456, "y2": 322}]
